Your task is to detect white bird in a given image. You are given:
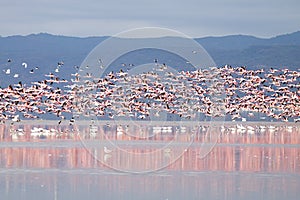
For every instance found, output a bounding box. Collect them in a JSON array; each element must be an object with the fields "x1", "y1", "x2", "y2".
[
  {"x1": 12, "y1": 115, "x2": 20, "y2": 122},
  {"x1": 104, "y1": 146, "x2": 112, "y2": 154},
  {"x1": 104, "y1": 154, "x2": 112, "y2": 162},
  {"x1": 22, "y1": 62, "x2": 28, "y2": 68},
  {"x1": 98, "y1": 59, "x2": 105, "y2": 69},
  {"x1": 5, "y1": 69, "x2": 10, "y2": 74},
  {"x1": 164, "y1": 148, "x2": 172, "y2": 158}
]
